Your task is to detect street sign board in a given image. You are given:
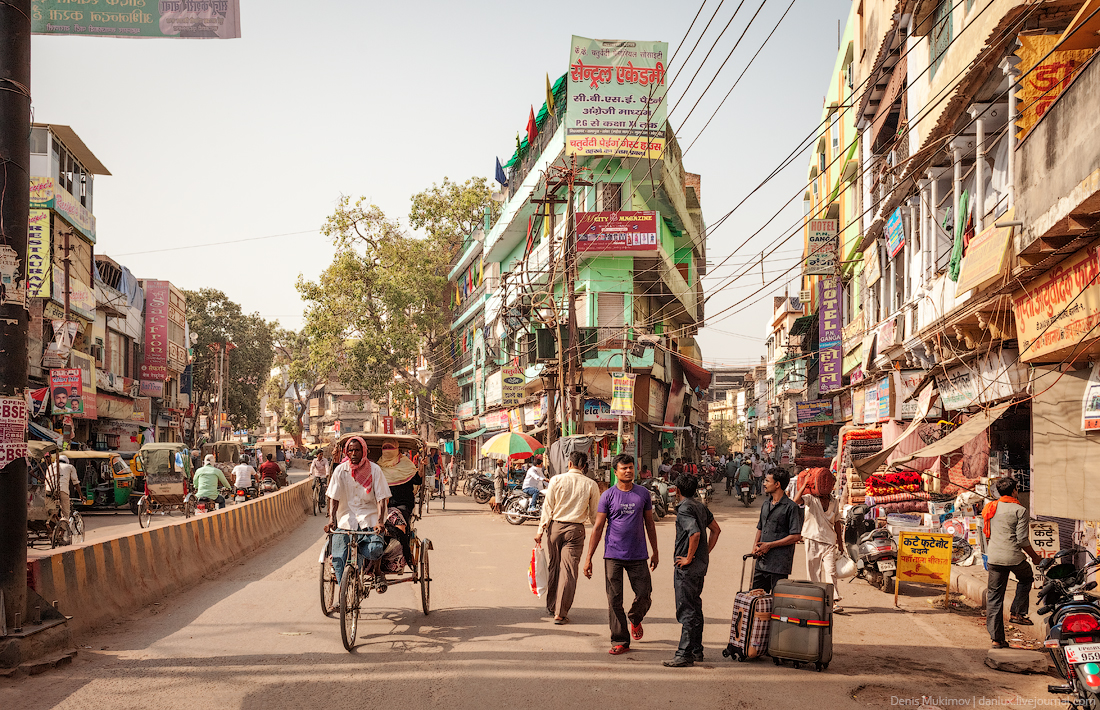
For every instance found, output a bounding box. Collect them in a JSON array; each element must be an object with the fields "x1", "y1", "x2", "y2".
[
  {"x1": 896, "y1": 531, "x2": 953, "y2": 606},
  {"x1": 32, "y1": 0, "x2": 242, "y2": 39}
]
